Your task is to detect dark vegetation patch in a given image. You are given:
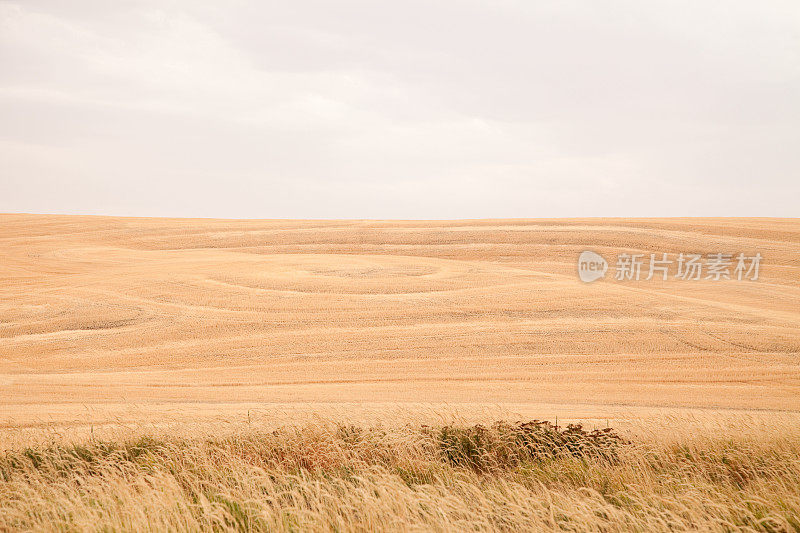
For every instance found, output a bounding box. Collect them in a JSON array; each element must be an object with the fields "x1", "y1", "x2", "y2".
[{"x1": 432, "y1": 421, "x2": 625, "y2": 472}]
